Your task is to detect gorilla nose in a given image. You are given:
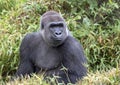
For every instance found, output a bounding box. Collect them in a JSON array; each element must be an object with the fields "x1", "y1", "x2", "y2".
[
  {"x1": 55, "y1": 31, "x2": 62, "y2": 35},
  {"x1": 54, "y1": 30, "x2": 62, "y2": 37}
]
